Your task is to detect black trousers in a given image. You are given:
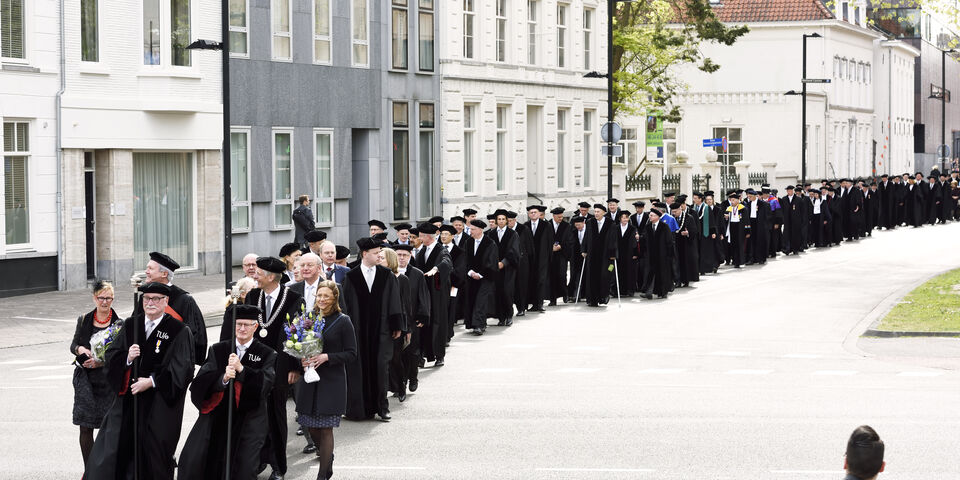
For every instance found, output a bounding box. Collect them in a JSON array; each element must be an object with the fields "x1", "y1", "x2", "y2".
[{"x1": 260, "y1": 383, "x2": 288, "y2": 474}]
